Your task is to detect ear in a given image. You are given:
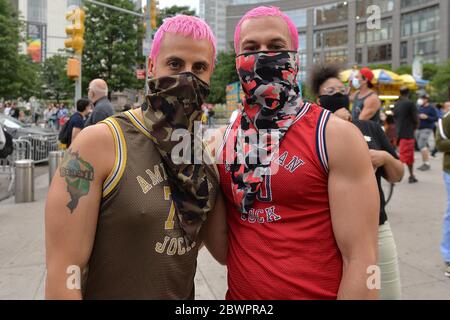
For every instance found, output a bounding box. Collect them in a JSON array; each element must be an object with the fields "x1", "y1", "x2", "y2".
[
  {"x1": 316, "y1": 97, "x2": 321, "y2": 106},
  {"x1": 147, "y1": 58, "x2": 154, "y2": 78}
]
